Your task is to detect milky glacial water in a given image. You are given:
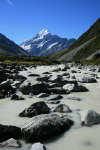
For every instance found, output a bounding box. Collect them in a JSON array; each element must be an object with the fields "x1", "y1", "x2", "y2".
[{"x1": 0, "y1": 77, "x2": 100, "y2": 150}]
